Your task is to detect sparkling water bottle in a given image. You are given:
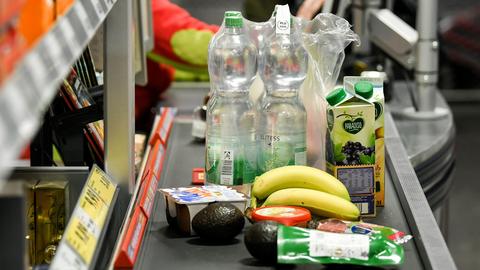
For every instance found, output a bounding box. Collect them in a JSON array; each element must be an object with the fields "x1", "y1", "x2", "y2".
[
  {"x1": 206, "y1": 12, "x2": 257, "y2": 189},
  {"x1": 257, "y1": 7, "x2": 308, "y2": 174}
]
